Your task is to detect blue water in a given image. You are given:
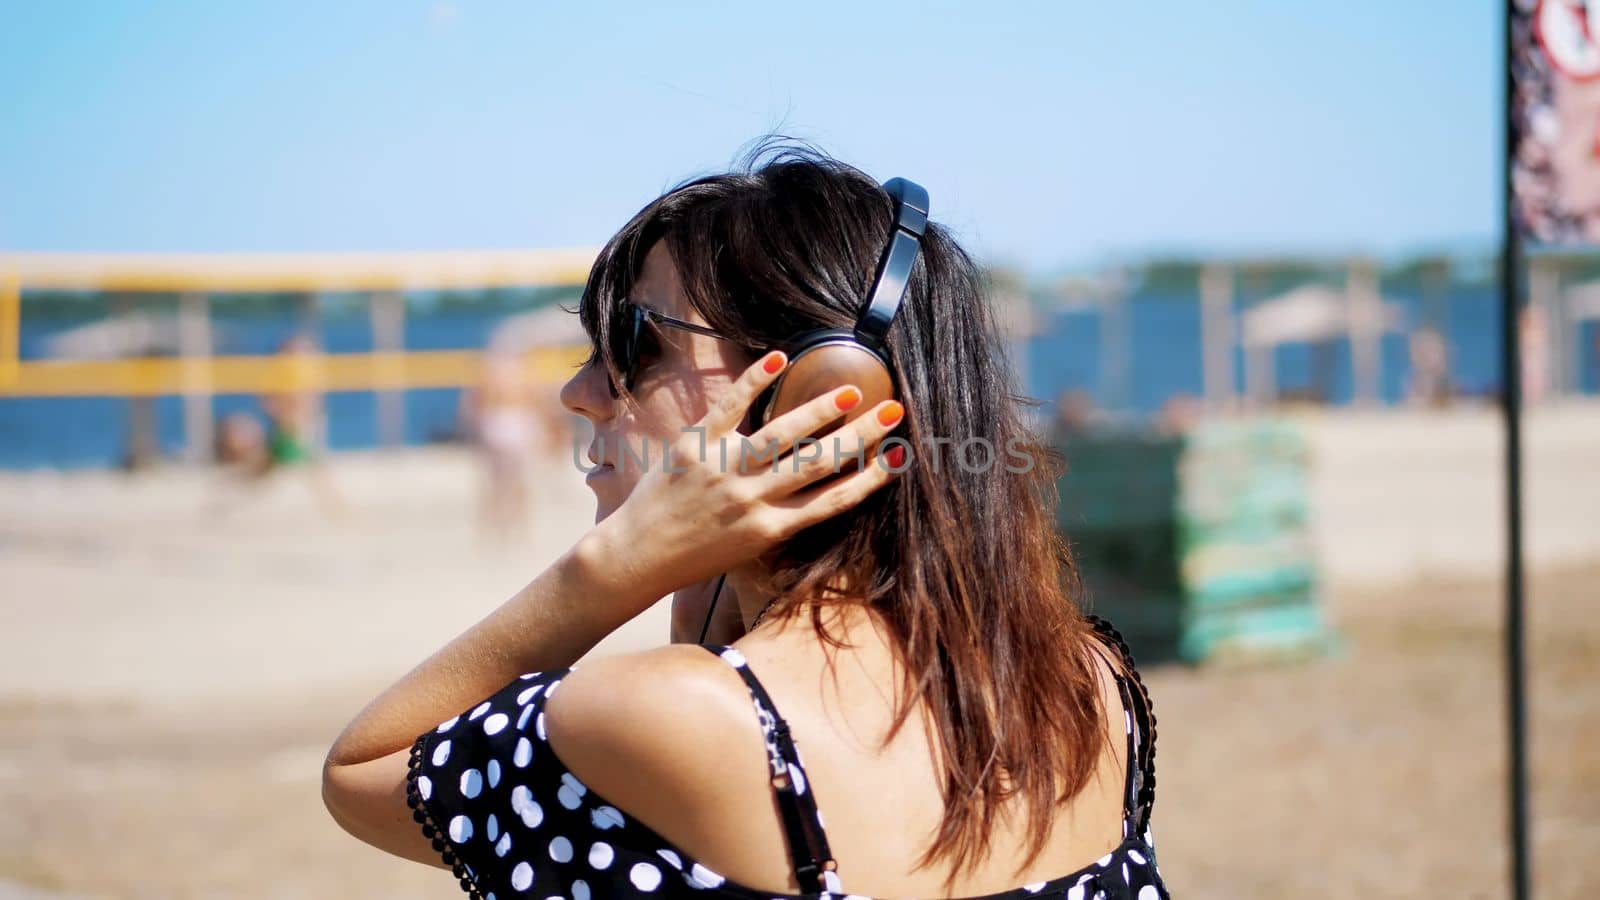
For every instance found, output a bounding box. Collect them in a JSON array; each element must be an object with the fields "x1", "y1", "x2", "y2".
[{"x1": 0, "y1": 284, "x2": 1536, "y2": 469}]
